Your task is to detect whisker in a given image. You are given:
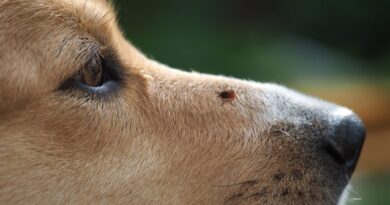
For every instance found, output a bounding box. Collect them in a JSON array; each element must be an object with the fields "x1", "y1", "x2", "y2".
[
  {"x1": 212, "y1": 180, "x2": 258, "y2": 188},
  {"x1": 275, "y1": 129, "x2": 297, "y2": 140}
]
